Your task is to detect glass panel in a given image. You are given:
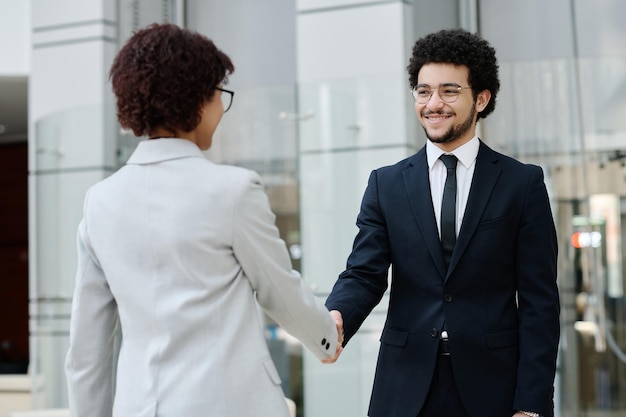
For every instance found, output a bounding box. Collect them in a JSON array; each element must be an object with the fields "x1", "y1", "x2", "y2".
[
  {"x1": 207, "y1": 84, "x2": 299, "y2": 170},
  {"x1": 300, "y1": 147, "x2": 408, "y2": 293},
  {"x1": 29, "y1": 303, "x2": 71, "y2": 408},
  {"x1": 31, "y1": 109, "x2": 113, "y2": 409},
  {"x1": 481, "y1": 32, "x2": 626, "y2": 417},
  {"x1": 482, "y1": 59, "x2": 582, "y2": 159},
  {"x1": 34, "y1": 104, "x2": 111, "y2": 171},
  {"x1": 297, "y1": 74, "x2": 414, "y2": 153},
  {"x1": 31, "y1": 168, "x2": 109, "y2": 409},
  {"x1": 295, "y1": 71, "x2": 415, "y2": 416},
  {"x1": 480, "y1": 0, "x2": 626, "y2": 412}
]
